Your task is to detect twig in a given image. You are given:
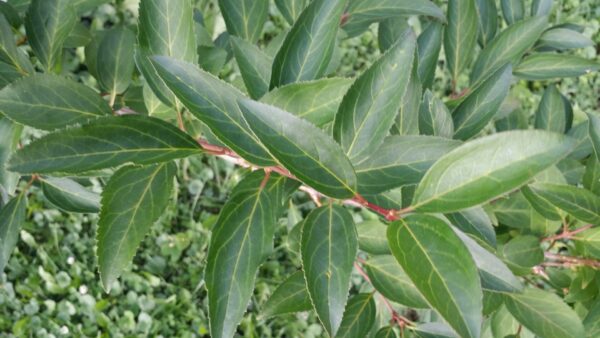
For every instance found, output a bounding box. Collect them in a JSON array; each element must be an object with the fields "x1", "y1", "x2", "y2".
[
  {"x1": 544, "y1": 252, "x2": 600, "y2": 268},
  {"x1": 542, "y1": 224, "x2": 593, "y2": 242}
]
